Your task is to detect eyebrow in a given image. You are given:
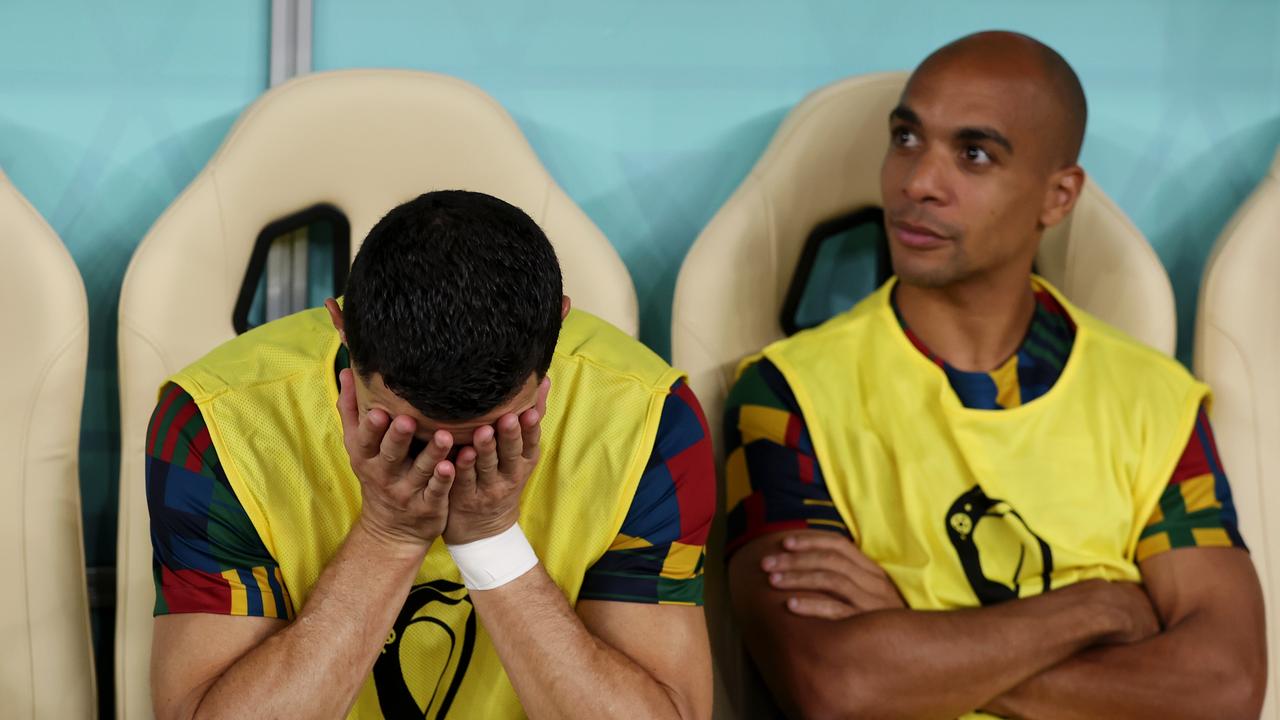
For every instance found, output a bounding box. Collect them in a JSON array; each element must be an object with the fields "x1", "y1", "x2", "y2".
[
  {"x1": 890, "y1": 105, "x2": 921, "y2": 126},
  {"x1": 890, "y1": 104, "x2": 1014, "y2": 155},
  {"x1": 956, "y1": 127, "x2": 1014, "y2": 155}
]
